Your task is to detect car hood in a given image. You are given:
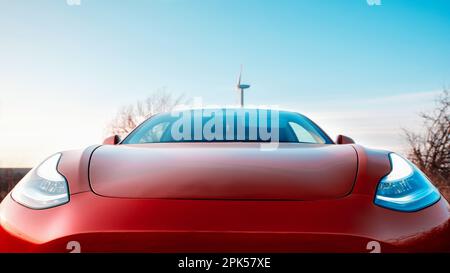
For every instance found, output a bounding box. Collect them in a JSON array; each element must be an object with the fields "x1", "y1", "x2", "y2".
[{"x1": 89, "y1": 143, "x2": 358, "y2": 200}]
